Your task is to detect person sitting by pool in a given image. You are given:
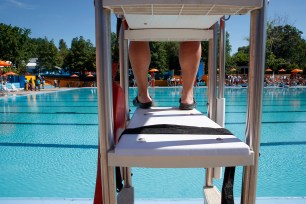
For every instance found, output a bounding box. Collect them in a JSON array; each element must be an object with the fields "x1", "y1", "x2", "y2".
[
  {"x1": 130, "y1": 41, "x2": 201, "y2": 110},
  {"x1": 29, "y1": 78, "x2": 34, "y2": 91}
]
